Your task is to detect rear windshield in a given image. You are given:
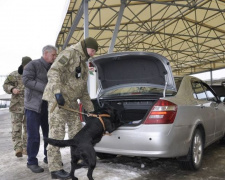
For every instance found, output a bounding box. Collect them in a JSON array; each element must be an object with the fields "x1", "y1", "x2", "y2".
[
  {"x1": 102, "y1": 86, "x2": 176, "y2": 97},
  {"x1": 174, "y1": 77, "x2": 183, "y2": 91}
]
